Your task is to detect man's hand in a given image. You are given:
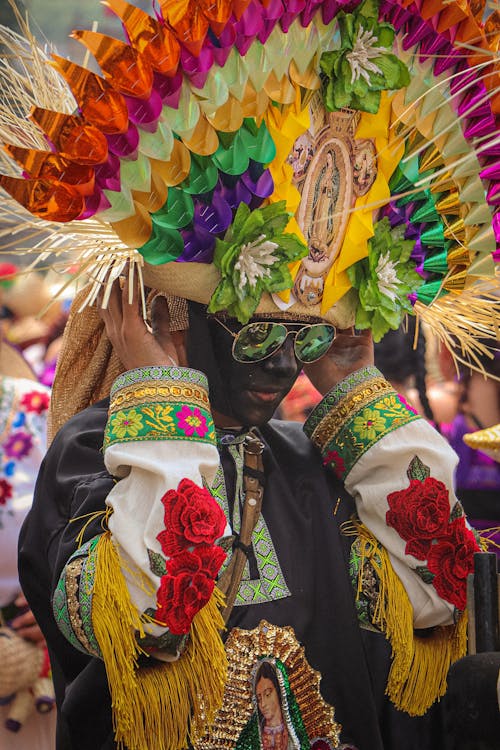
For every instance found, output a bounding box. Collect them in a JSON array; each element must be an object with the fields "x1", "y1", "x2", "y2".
[
  {"x1": 10, "y1": 594, "x2": 46, "y2": 647},
  {"x1": 98, "y1": 275, "x2": 186, "y2": 370},
  {"x1": 304, "y1": 328, "x2": 374, "y2": 395}
]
